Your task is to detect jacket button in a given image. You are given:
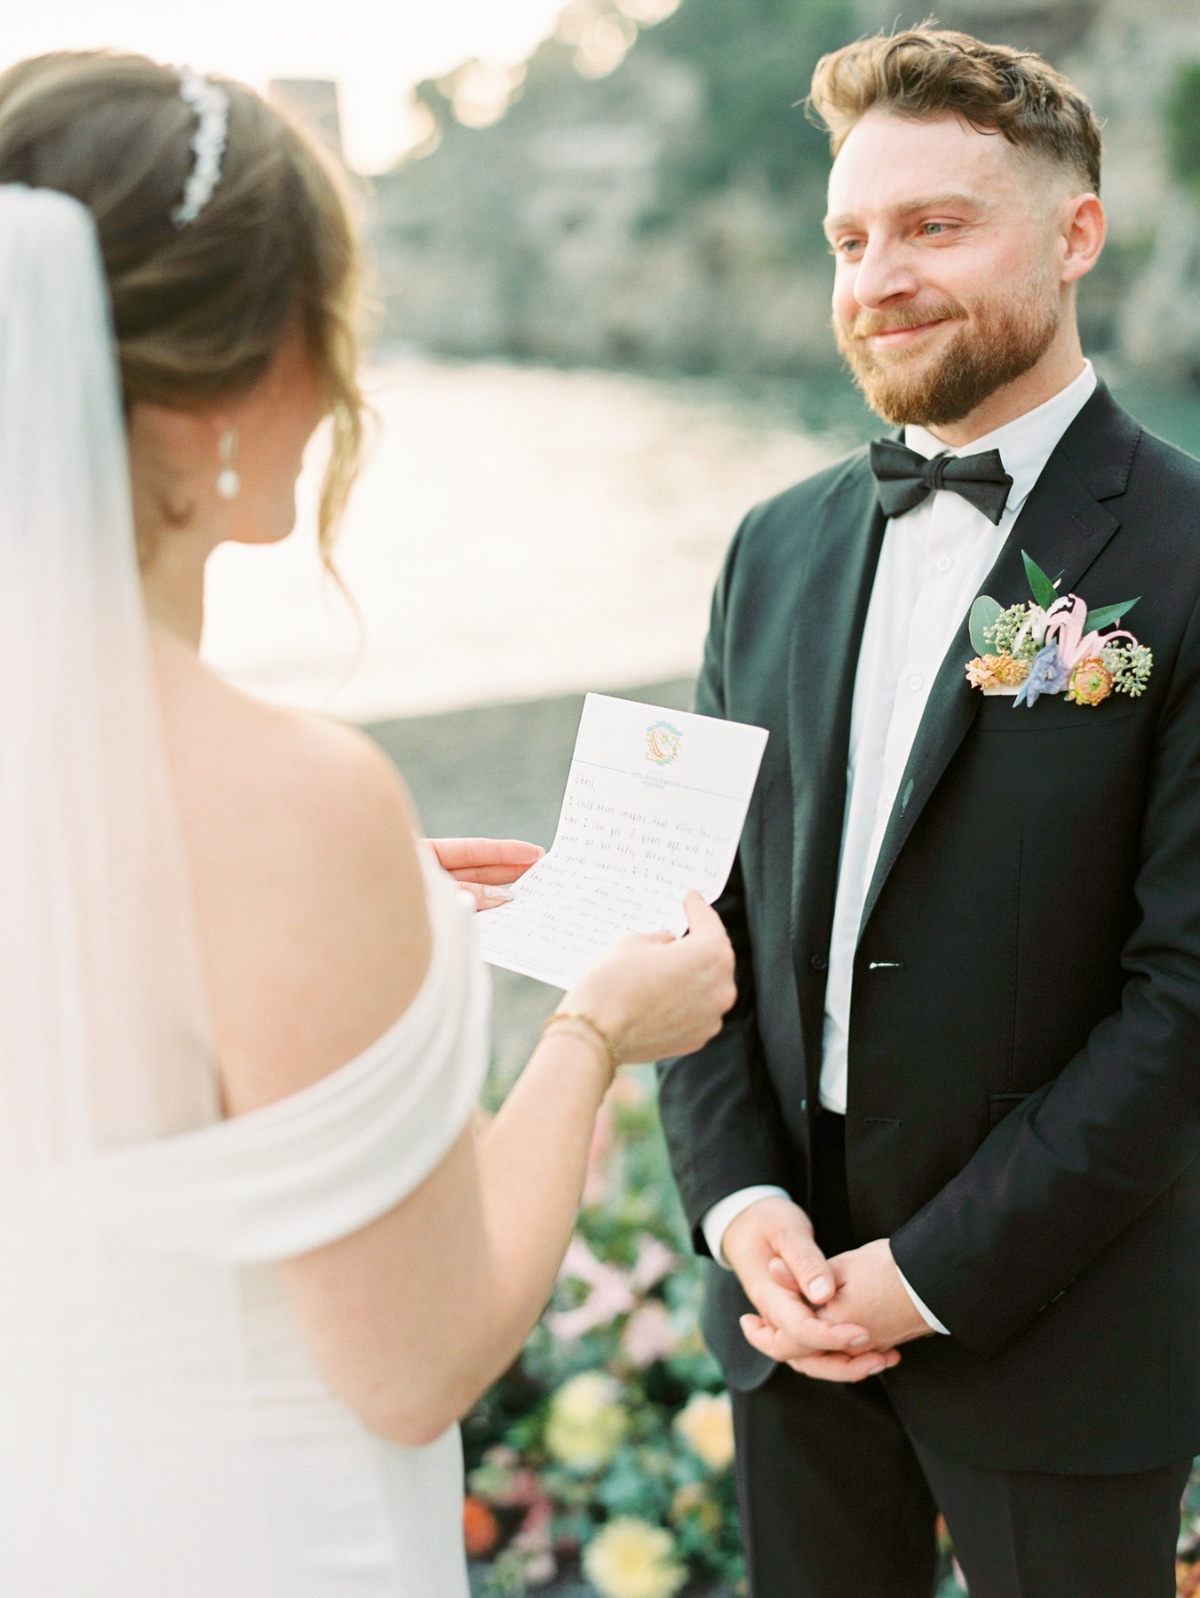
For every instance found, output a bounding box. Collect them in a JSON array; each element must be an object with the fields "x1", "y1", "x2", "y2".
[{"x1": 810, "y1": 953, "x2": 827, "y2": 971}]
